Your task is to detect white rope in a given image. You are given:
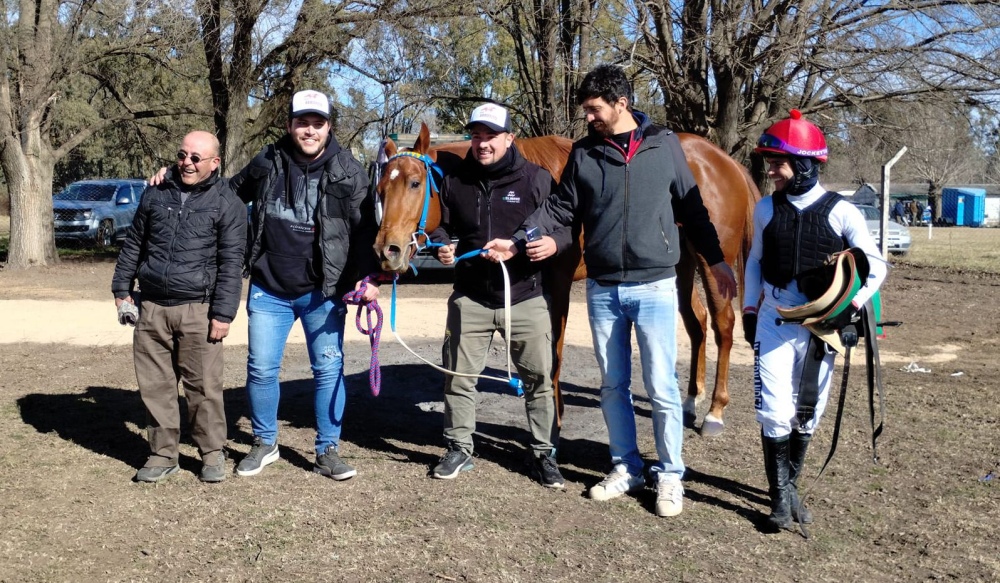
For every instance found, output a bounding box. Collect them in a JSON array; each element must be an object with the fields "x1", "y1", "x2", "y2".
[{"x1": 389, "y1": 257, "x2": 520, "y2": 391}]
